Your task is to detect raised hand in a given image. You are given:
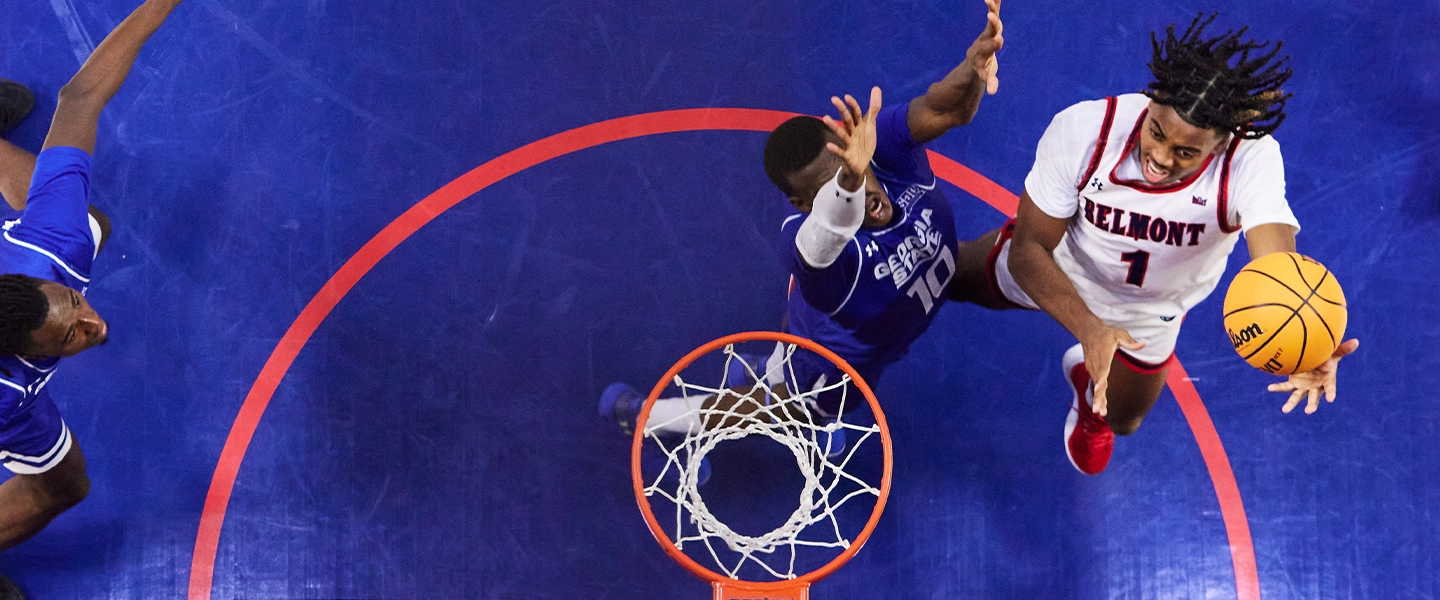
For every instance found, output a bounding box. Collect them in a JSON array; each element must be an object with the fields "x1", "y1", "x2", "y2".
[
  {"x1": 969, "y1": 0, "x2": 1003, "y2": 95},
  {"x1": 1080, "y1": 325, "x2": 1146, "y2": 417},
  {"x1": 821, "y1": 86, "x2": 882, "y2": 190},
  {"x1": 1270, "y1": 338, "x2": 1360, "y2": 414}
]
